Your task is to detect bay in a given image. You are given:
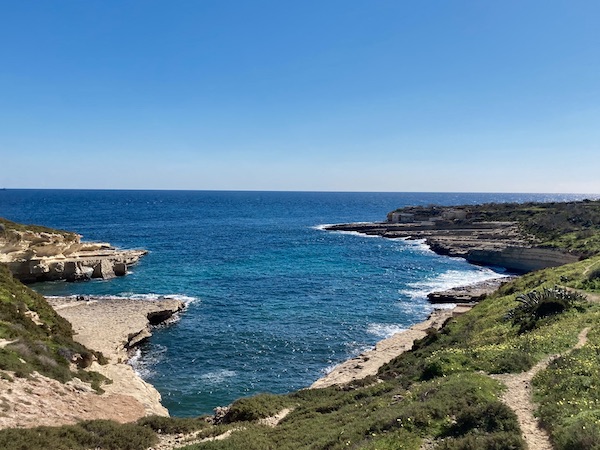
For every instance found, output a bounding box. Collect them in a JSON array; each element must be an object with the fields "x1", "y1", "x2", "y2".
[{"x1": 0, "y1": 190, "x2": 592, "y2": 416}]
